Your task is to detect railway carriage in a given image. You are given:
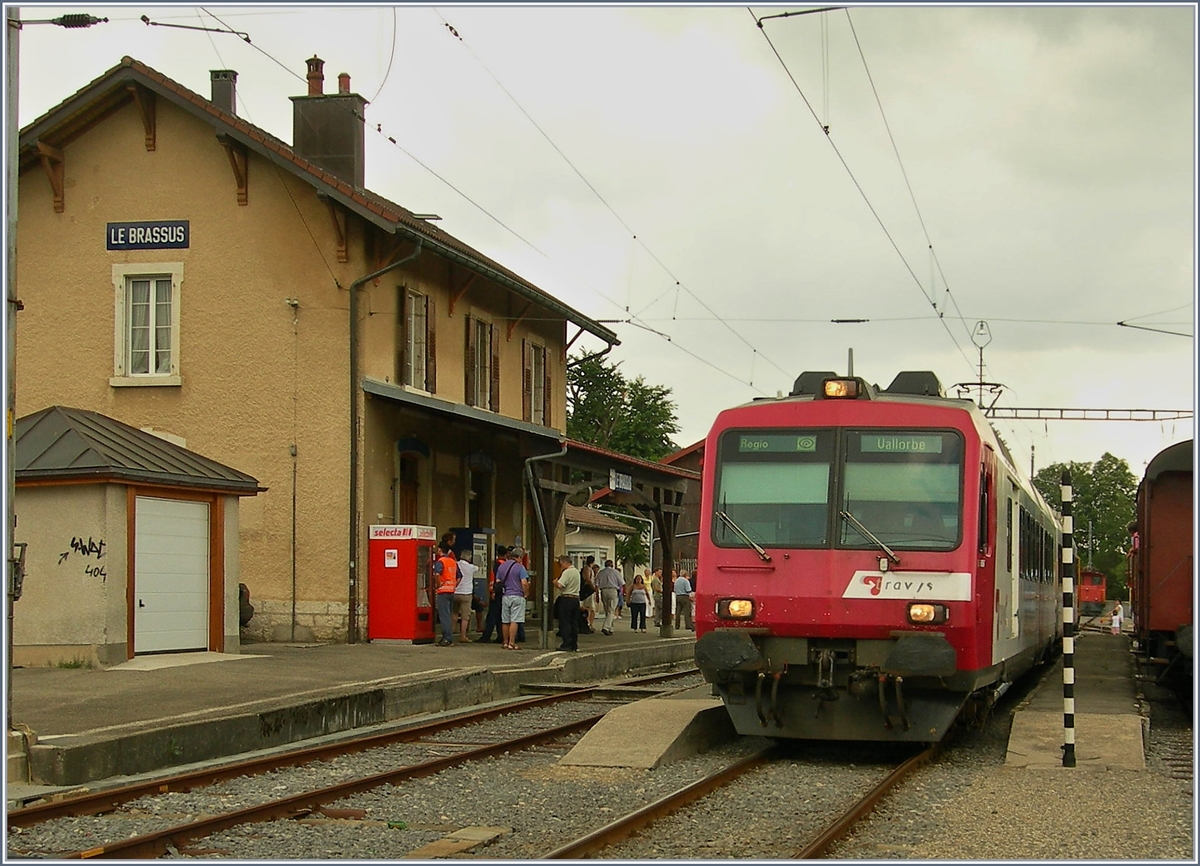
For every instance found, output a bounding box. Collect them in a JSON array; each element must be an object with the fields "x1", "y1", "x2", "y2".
[
  {"x1": 1128, "y1": 439, "x2": 1193, "y2": 692},
  {"x1": 694, "y1": 370, "x2": 1062, "y2": 742}
]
